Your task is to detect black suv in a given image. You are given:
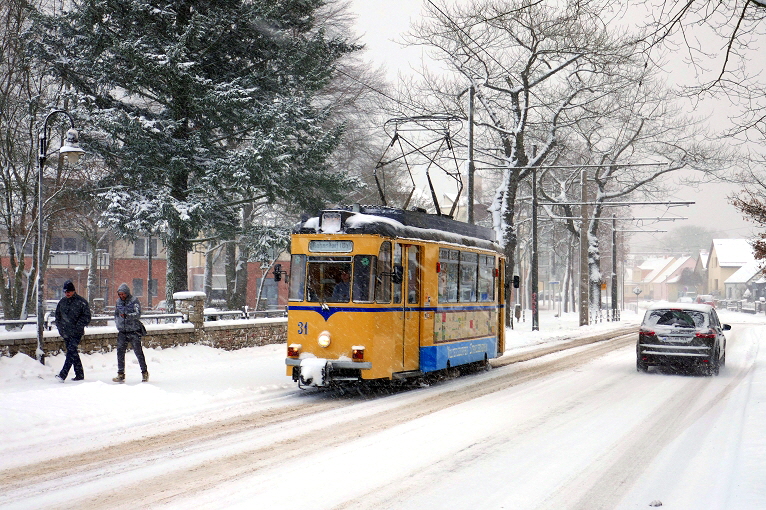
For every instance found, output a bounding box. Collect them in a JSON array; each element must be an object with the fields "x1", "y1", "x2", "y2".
[{"x1": 637, "y1": 303, "x2": 730, "y2": 375}]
